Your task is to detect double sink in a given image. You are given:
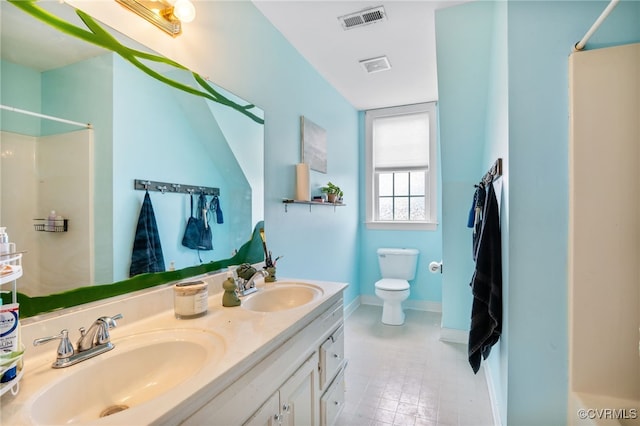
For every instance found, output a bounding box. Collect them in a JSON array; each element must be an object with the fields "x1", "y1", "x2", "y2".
[{"x1": 17, "y1": 281, "x2": 326, "y2": 425}]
